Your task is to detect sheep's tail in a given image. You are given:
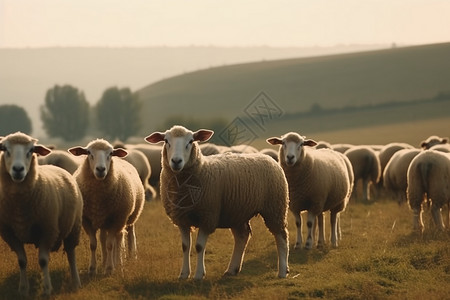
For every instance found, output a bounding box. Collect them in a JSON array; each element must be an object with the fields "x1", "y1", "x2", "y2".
[{"x1": 407, "y1": 161, "x2": 431, "y2": 210}]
